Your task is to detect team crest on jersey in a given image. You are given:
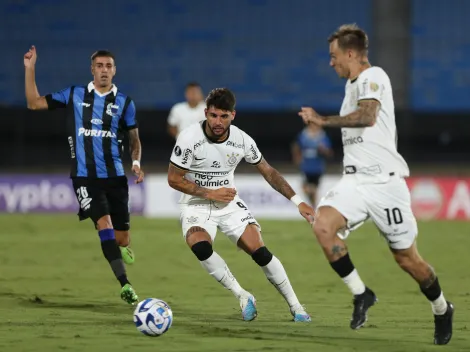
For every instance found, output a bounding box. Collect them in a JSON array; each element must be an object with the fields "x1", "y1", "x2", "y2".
[
  {"x1": 226, "y1": 152, "x2": 239, "y2": 166},
  {"x1": 106, "y1": 103, "x2": 119, "y2": 117}
]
